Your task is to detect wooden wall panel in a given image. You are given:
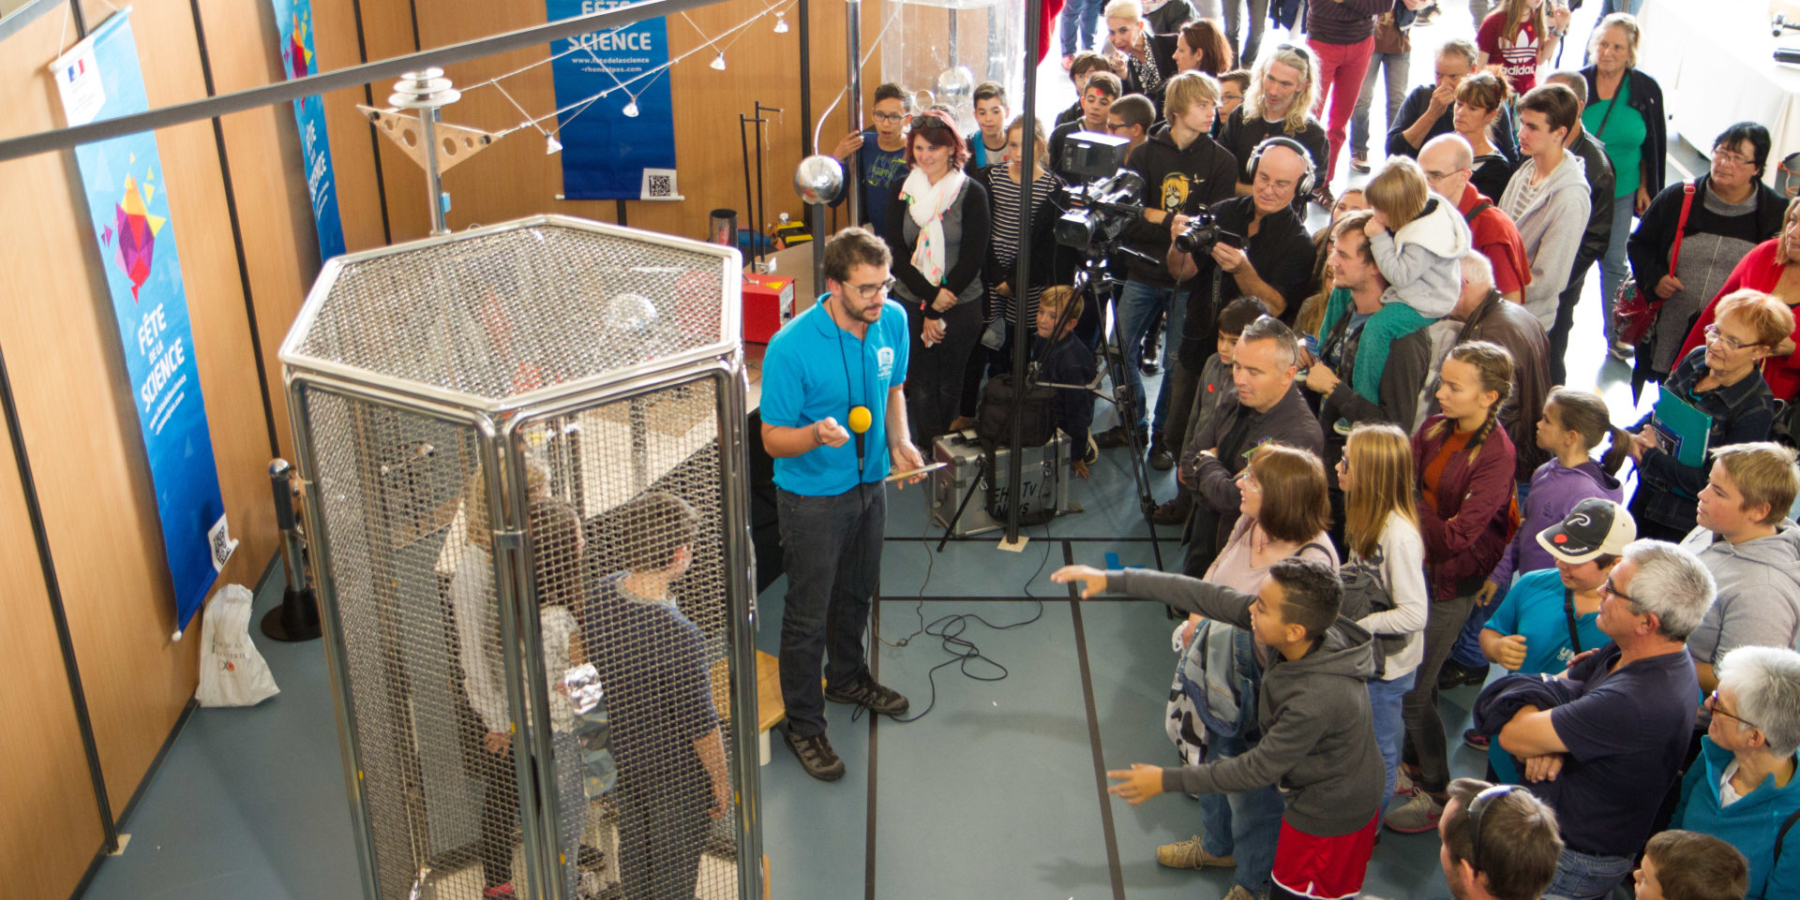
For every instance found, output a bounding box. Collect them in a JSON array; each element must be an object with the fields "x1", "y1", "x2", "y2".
[
  {"x1": 313, "y1": 0, "x2": 873, "y2": 245},
  {"x1": 1, "y1": 0, "x2": 277, "y2": 820},
  {"x1": 0, "y1": 409, "x2": 101, "y2": 900},
  {"x1": 308, "y1": 0, "x2": 391, "y2": 253}
]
